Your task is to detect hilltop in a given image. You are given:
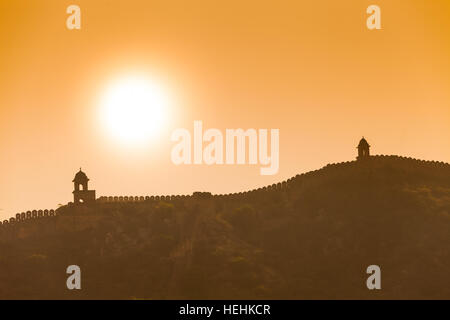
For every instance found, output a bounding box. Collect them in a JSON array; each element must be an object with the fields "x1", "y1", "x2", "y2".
[{"x1": 1, "y1": 155, "x2": 450, "y2": 299}]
